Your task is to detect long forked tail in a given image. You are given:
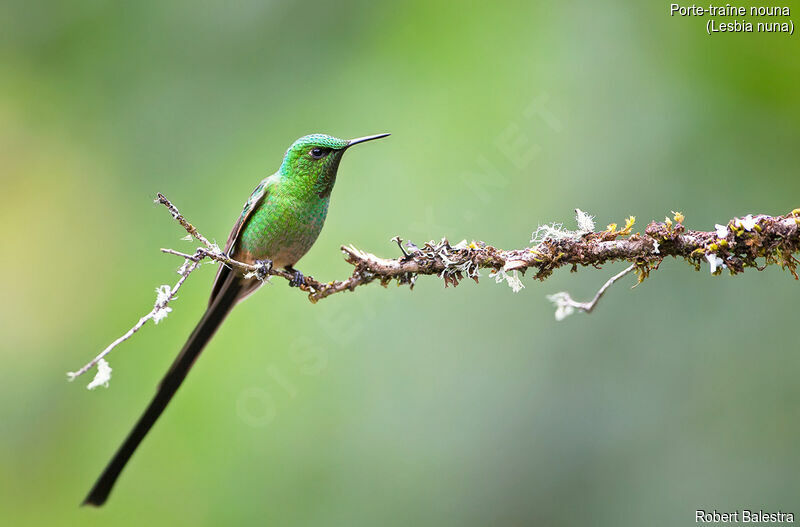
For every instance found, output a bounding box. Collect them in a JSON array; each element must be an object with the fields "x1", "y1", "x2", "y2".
[{"x1": 82, "y1": 273, "x2": 244, "y2": 506}]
